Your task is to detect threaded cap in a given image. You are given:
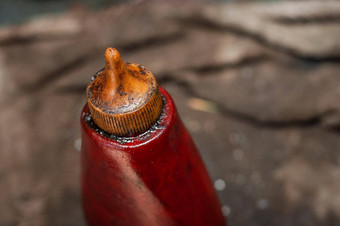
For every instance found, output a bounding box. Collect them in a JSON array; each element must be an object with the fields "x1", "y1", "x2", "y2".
[{"x1": 86, "y1": 48, "x2": 163, "y2": 136}]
